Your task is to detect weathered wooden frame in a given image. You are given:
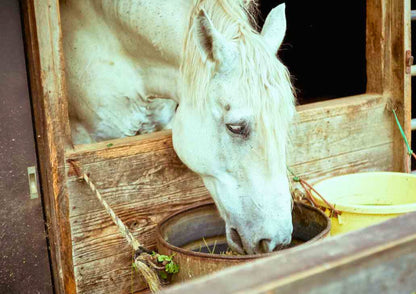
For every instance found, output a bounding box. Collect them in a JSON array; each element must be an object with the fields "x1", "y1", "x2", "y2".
[{"x1": 21, "y1": 0, "x2": 412, "y2": 293}]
